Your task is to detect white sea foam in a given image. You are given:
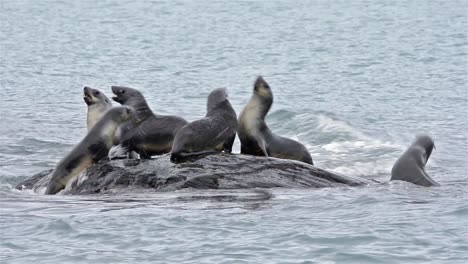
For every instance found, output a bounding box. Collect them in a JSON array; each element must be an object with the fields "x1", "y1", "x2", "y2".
[
  {"x1": 315, "y1": 115, "x2": 370, "y2": 139},
  {"x1": 330, "y1": 159, "x2": 396, "y2": 177},
  {"x1": 310, "y1": 115, "x2": 406, "y2": 177}
]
